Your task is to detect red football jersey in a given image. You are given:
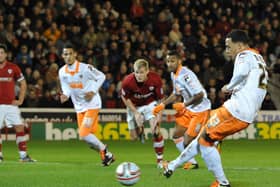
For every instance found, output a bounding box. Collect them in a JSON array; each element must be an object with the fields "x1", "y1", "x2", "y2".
[
  {"x1": 121, "y1": 71, "x2": 164, "y2": 106},
  {"x1": 0, "y1": 62, "x2": 24, "y2": 104}
]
